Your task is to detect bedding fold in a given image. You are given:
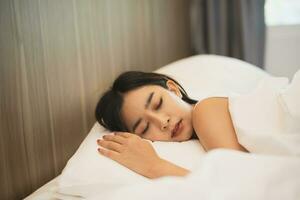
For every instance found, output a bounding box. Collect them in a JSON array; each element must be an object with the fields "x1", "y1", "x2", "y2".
[
  {"x1": 89, "y1": 150, "x2": 300, "y2": 200},
  {"x1": 229, "y1": 70, "x2": 300, "y2": 155}
]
